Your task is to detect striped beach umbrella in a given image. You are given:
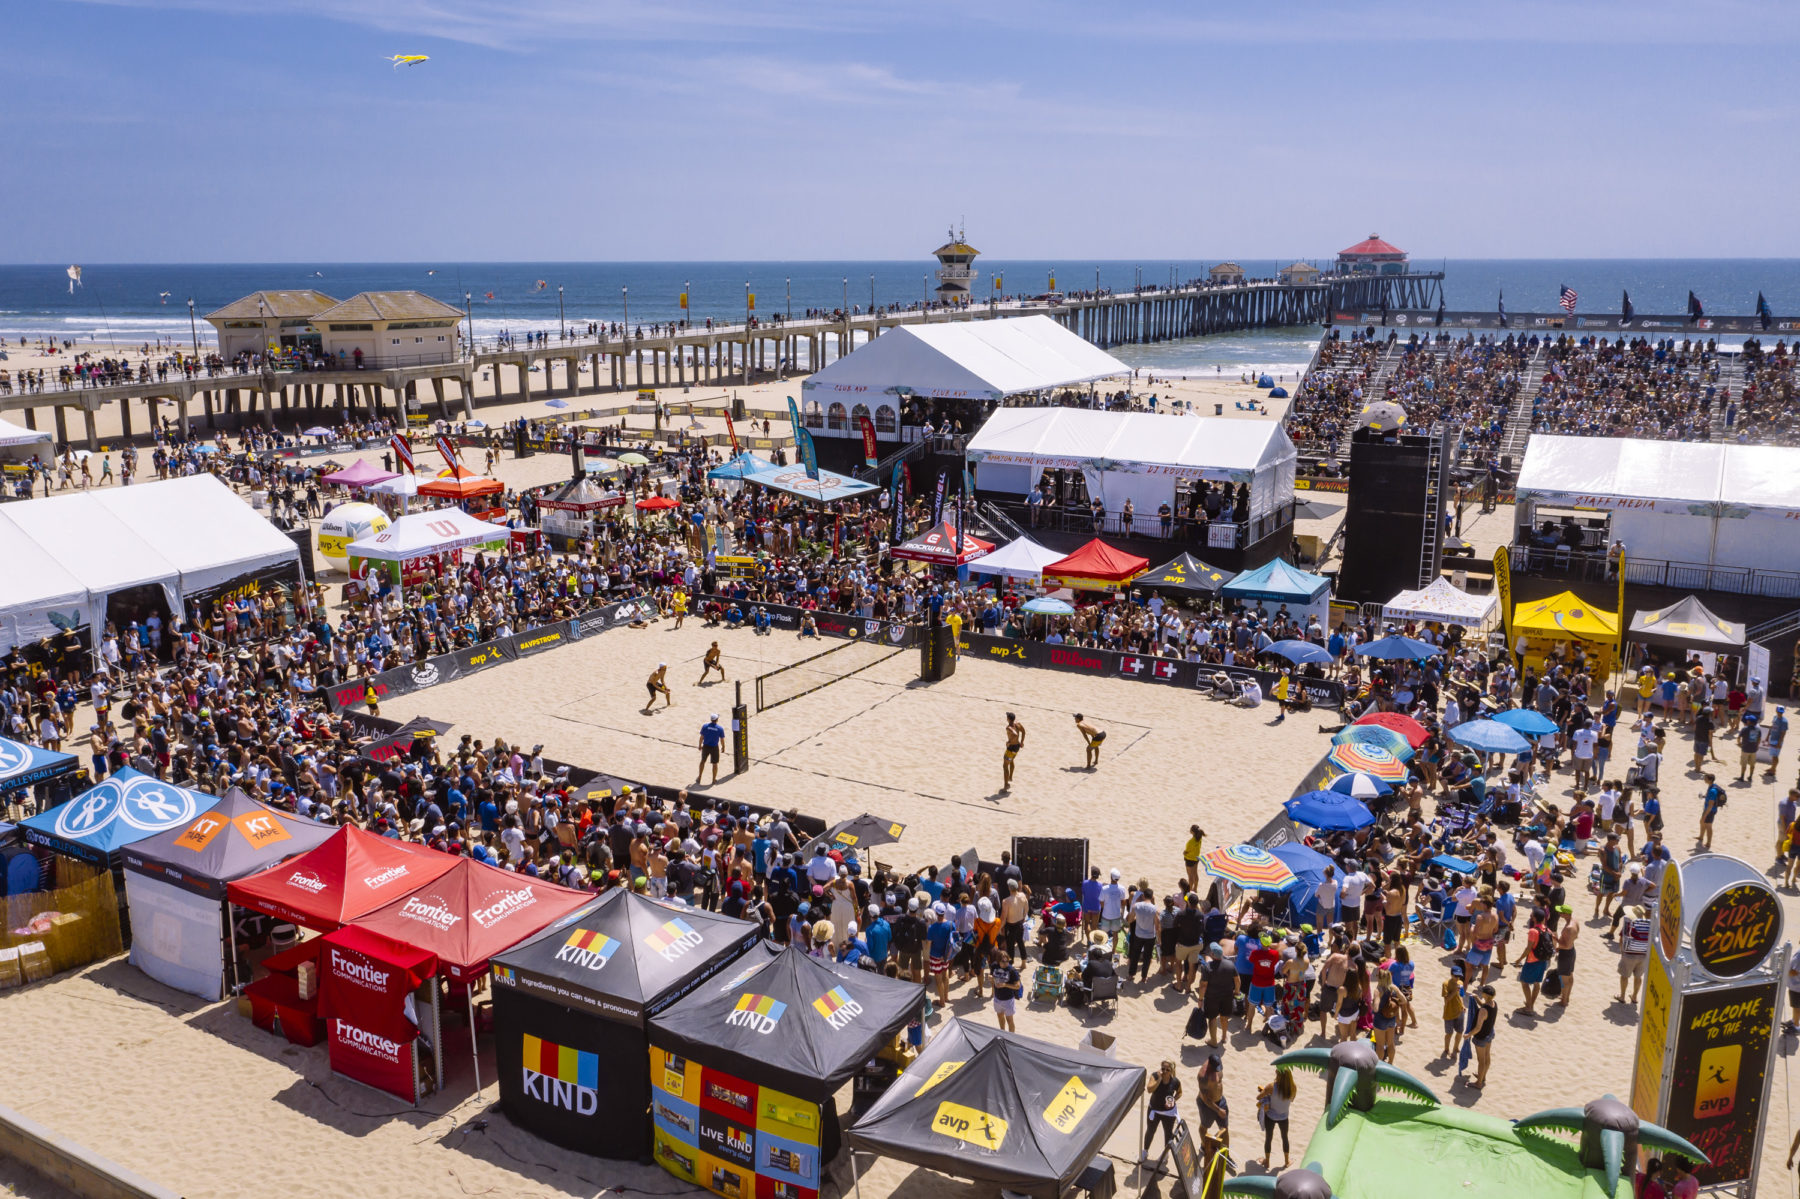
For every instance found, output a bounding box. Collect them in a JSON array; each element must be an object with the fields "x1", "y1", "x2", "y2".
[
  {"x1": 1329, "y1": 724, "x2": 1415, "y2": 760},
  {"x1": 1349, "y1": 710, "x2": 1430, "y2": 747},
  {"x1": 1325, "y1": 771, "x2": 1393, "y2": 799},
  {"x1": 1326, "y1": 742, "x2": 1409, "y2": 782},
  {"x1": 1202, "y1": 844, "x2": 1298, "y2": 891}
]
